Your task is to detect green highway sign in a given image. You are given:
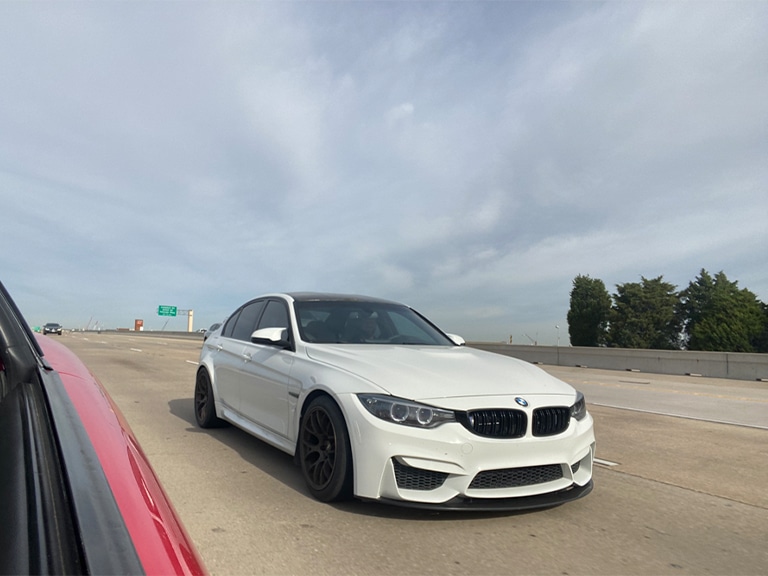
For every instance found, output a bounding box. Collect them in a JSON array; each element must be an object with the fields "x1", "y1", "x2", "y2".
[{"x1": 158, "y1": 305, "x2": 178, "y2": 317}]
